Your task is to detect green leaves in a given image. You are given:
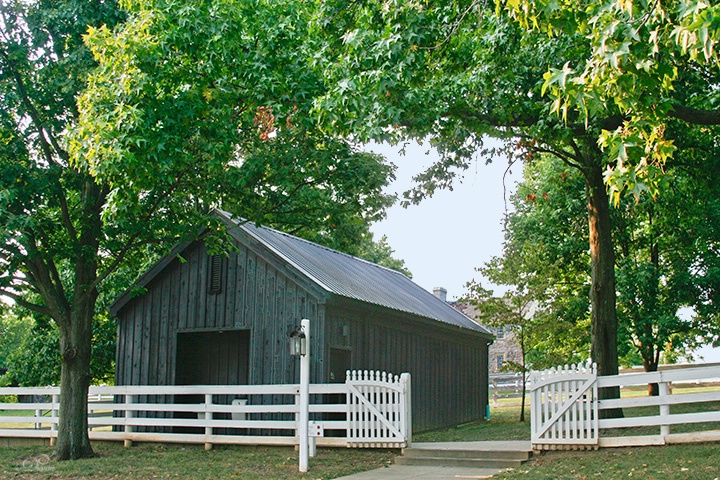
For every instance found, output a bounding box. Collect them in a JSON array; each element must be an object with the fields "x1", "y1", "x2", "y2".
[
  {"x1": 600, "y1": 121, "x2": 677, "y2": 206},
  {"x1": 501, "y1": 0, "x2": 720, "y2": 198}
]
